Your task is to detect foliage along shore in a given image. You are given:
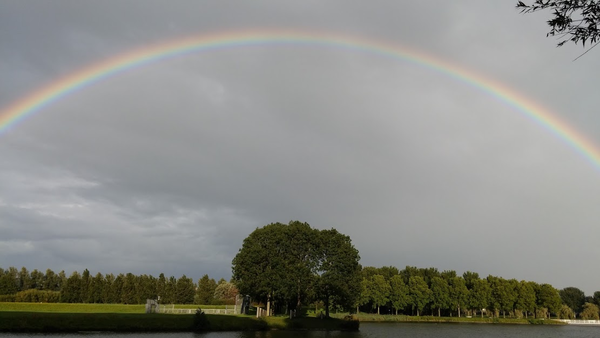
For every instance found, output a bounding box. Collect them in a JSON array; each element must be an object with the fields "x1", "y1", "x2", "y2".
[
  {"x1": 0, "y1": 310, "x2": 359, "y2": 333},
  {"x1": 331, "y1": 313, "x2": 565, "y2": 325}
]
